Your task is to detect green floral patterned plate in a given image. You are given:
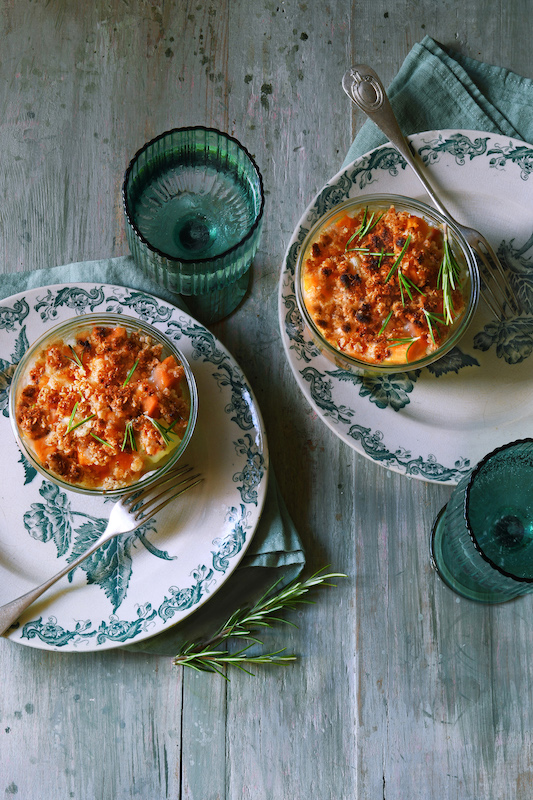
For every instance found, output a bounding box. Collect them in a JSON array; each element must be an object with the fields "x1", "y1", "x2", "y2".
[
  {"x1": 0, "y1": 284, "x2": 268, "y2": 651},
  {"x1": 280, "y1": 129, "x2": 533, "y2": 484}
]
